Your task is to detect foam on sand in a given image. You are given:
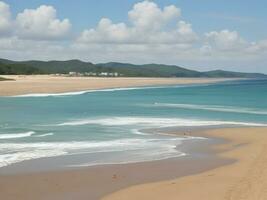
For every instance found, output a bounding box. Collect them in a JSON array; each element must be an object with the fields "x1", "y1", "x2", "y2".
[
  {"x1": 0, "y1": 150, "x2": 66, "y2": 168},
  {"x1": 11, "y1": 86, "x2": 168, "y2": 97},
  {"x1": 11, "y1": 84, "x2": 209, "y2": 98},
  {"x1": 0, "y1": 137, "x2": 197, "y2": 168}
]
